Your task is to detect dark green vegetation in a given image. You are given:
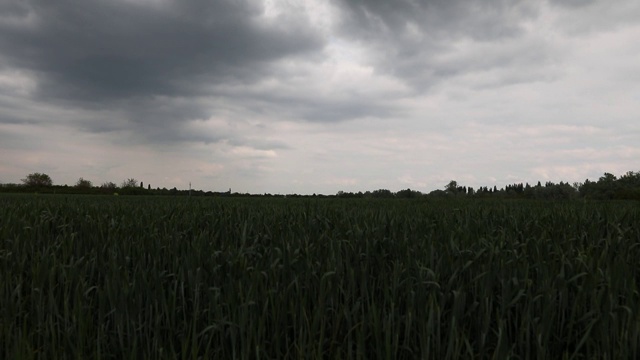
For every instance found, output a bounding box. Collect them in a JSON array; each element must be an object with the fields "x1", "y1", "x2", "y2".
[
  {"x1": 3, "y1": 170, "x2": 640, "y2": 200},
  {"x1": 1, "y1": 194, "x2": 639, "y2": 359}
]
